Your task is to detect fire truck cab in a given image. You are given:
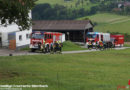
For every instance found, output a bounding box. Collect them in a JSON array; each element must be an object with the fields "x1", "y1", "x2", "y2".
[{"x1": 30, "y1": 31, "x2": 63, "y2": 53}]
